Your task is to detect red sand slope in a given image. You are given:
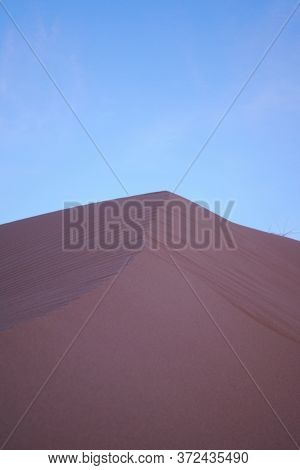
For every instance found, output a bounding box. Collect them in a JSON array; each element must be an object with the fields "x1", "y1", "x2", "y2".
[{"x1": 0, "y1": 192, "x2": 299, "y2": 449}]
